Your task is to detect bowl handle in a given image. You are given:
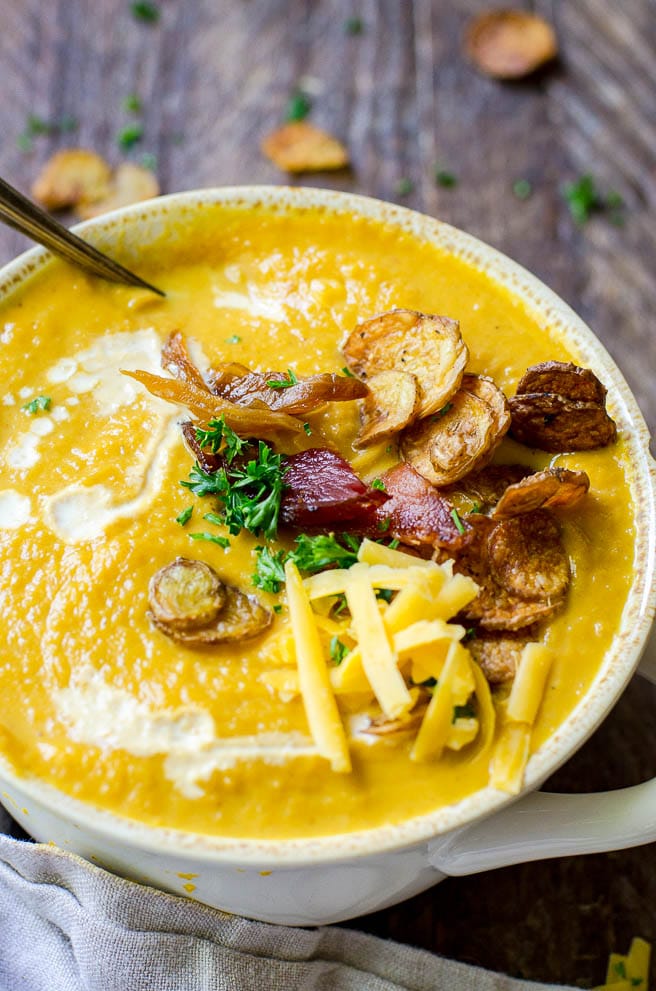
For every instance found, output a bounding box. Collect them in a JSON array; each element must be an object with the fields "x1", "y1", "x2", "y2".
[
  {"x1": 427, "y1": 776, "x2": 656, "y2": 876},
  {"x1": 429, "y1": 626, "x2": 656, "y2": 876}
]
